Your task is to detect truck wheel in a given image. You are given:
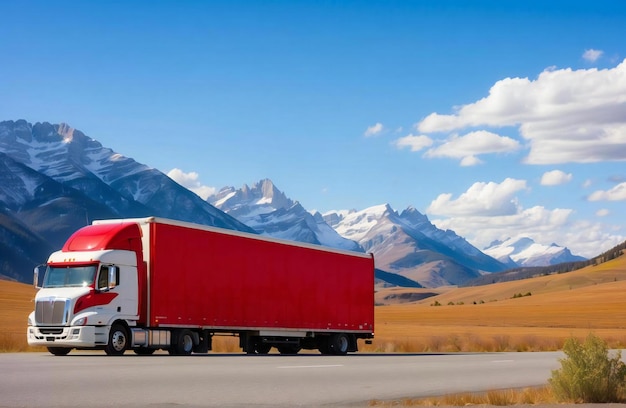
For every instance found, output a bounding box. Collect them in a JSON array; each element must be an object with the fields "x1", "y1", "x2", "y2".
[
  {"x1": 173, "y1": 330, "x2": 194, "y2": 356},
  {"x1": 329, "y1": 333, "x2": 349, "y2": 355},
  {"x1": 105, "y1": 323, "x2": 129, "y2": 356},
  {"x1": 47, "y1": 347, "x2": 71, "y2": 356}
]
